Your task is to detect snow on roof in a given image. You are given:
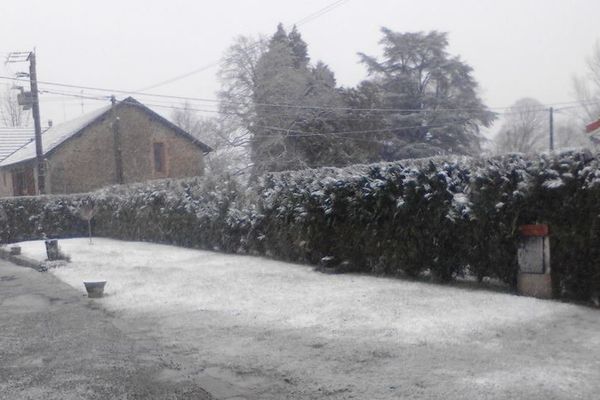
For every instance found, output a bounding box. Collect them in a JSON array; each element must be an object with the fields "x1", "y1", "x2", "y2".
[
  {"x1": 0, "y1": 127, "x2": 35, "y2": 162},
  {"x1": 0, "y1": 105, "x2": 111, "y2": 167}
]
